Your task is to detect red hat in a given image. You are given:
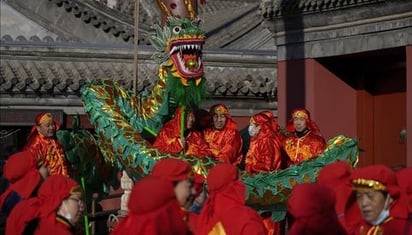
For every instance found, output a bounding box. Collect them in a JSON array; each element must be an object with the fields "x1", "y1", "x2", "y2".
[
  {"x1": 151, "y1": 158, "x2": 193, "y2": 182},
  {"x1": 286, "y1": 108, "x2": 321, "y2": 134},
  {"x1": 351, "y1": 165, "x2": 409, "y2": 219}
]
